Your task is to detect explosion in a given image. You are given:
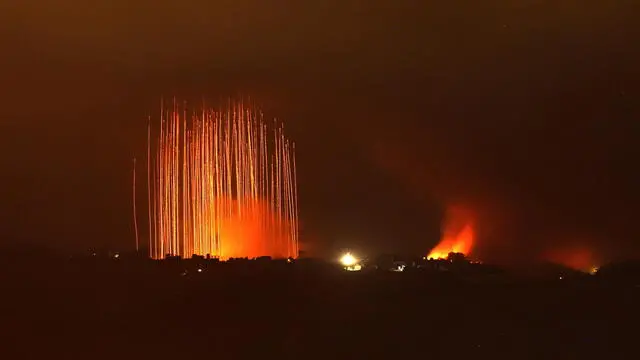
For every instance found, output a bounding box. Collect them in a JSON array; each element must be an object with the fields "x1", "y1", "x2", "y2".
[
  {"x1": 339, "y1": 252, "x2": 362, "y2": 271},
  {"x1": 340, "y1": 253, "x2": 358, "y2": 266},
  {"x1": 146, "y1": 100, "x2": 298, "y2": 260},
  {"x1": 427, "y1": 206, "x2": 475, "y2": 259}
]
